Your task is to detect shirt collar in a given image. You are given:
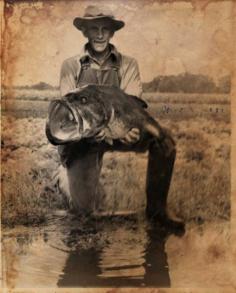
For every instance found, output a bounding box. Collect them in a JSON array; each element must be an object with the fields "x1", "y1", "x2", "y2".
[{"x1": 79, "y1": 43, "x2": 119, "y2": 65}]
